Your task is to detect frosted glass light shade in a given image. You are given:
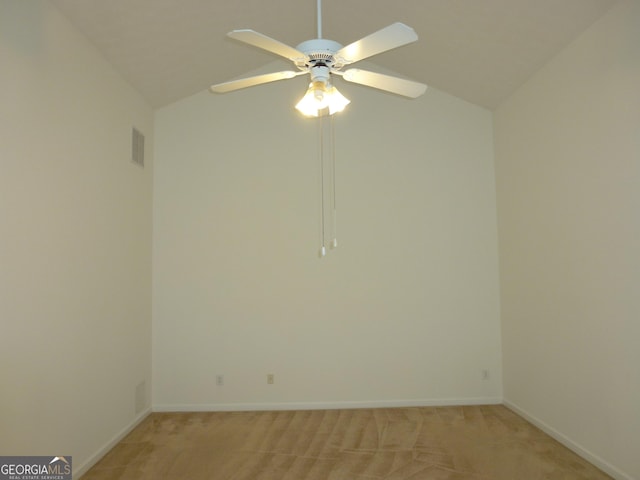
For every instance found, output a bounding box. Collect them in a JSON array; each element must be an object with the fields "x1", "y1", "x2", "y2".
[{"x1": 296, "y1": 81, "x2": 350, "y2": 117}]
